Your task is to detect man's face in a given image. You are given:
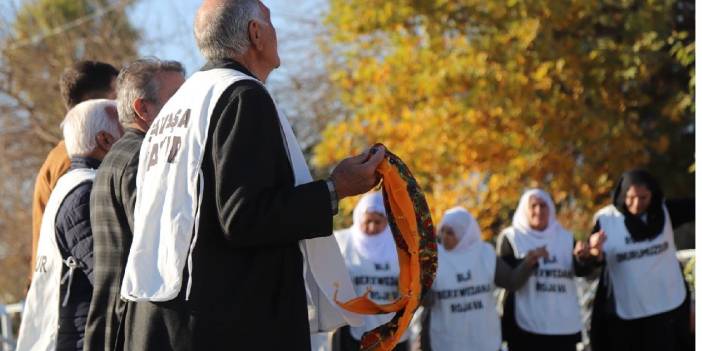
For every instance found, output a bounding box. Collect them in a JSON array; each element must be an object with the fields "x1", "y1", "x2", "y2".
[
  {"x1": 142, "y1": 71, "x2": 185, "y2": 125},
  {"x1": 94, "y1": 104, "x2": 123, "y2": 159},
  {"x1": 256, "y1": 1, "x2": 280, "y2": 69}
]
